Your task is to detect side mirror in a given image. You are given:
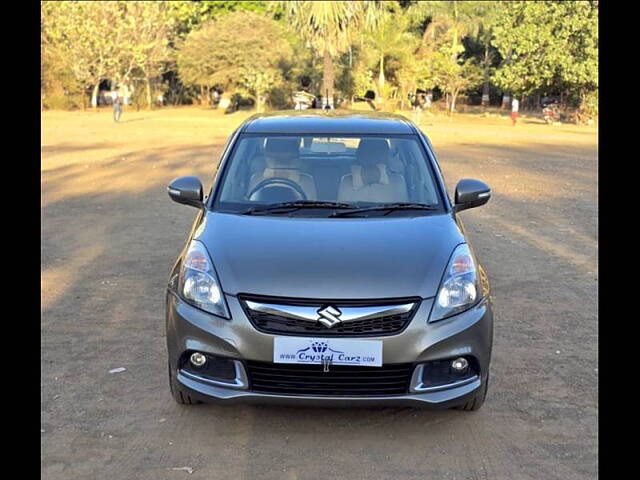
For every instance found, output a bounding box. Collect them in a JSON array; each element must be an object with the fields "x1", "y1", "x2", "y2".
[
  {"x1": 453, "y1": 178, "x2": 491, "y2": 213},
  {"x1": 167, "y1": 176, "x2": 204, "y2": 208}
]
